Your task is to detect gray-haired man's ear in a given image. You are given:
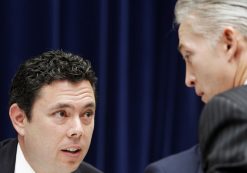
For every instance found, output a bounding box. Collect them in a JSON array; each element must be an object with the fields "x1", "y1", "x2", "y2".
[{"x1": 222, "y1": 27, "x2": 239, "y2": 62}]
